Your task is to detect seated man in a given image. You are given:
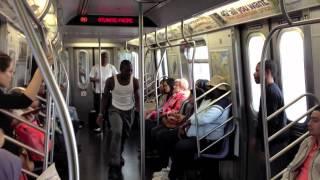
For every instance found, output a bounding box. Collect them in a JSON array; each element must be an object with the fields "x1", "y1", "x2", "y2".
[
  {"x1": 0, "y1": 128, "x2": 33, "y2": 180},
  {"x1": 281, "y1": 108, "x2": 320, "y2": 180}
]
